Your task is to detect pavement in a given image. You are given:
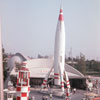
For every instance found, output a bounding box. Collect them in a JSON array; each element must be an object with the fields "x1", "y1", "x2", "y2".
[
  {"x1": 29, "y1": 88, "x2": 86, "y2": 100},
  {"x1": 4, "y1": 87, "x2": 100, "y2": 100},
  {"x1": 29, "y1": 78, "x2": 100, "y2": 100}
]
